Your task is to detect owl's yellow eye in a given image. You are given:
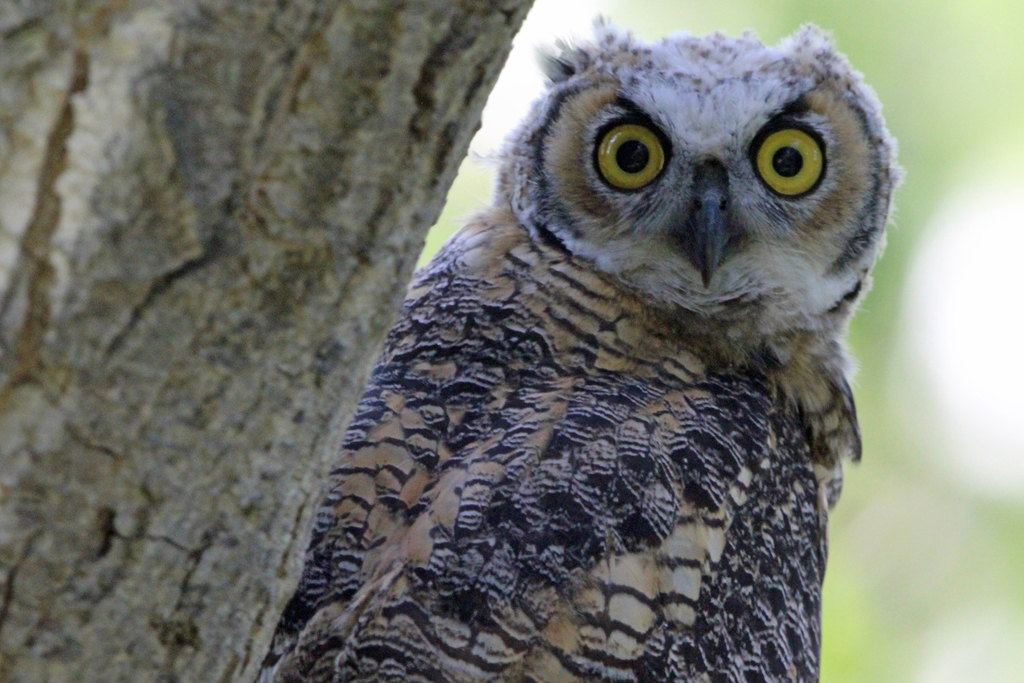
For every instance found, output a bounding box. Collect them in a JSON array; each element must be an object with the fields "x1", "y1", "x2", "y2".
[
  {"x1": 596, "y1": 124, "x2": 666, "y2": 190},
  {"x1": 754, "y1": 128, "x2": 824, "y2": 196}
]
